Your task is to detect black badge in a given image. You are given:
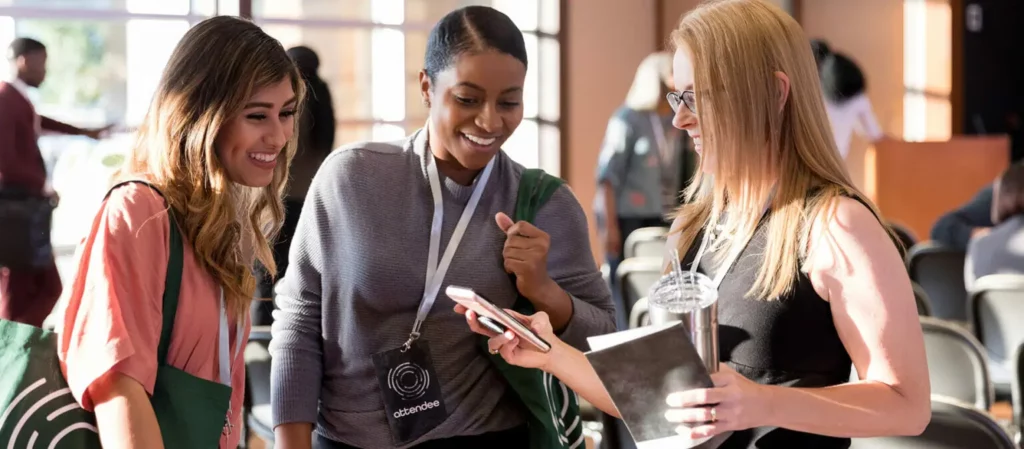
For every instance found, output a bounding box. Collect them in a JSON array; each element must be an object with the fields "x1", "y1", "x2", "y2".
[{"x1": 372, "y1": 340, "x2": 448, "y2": 445}]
